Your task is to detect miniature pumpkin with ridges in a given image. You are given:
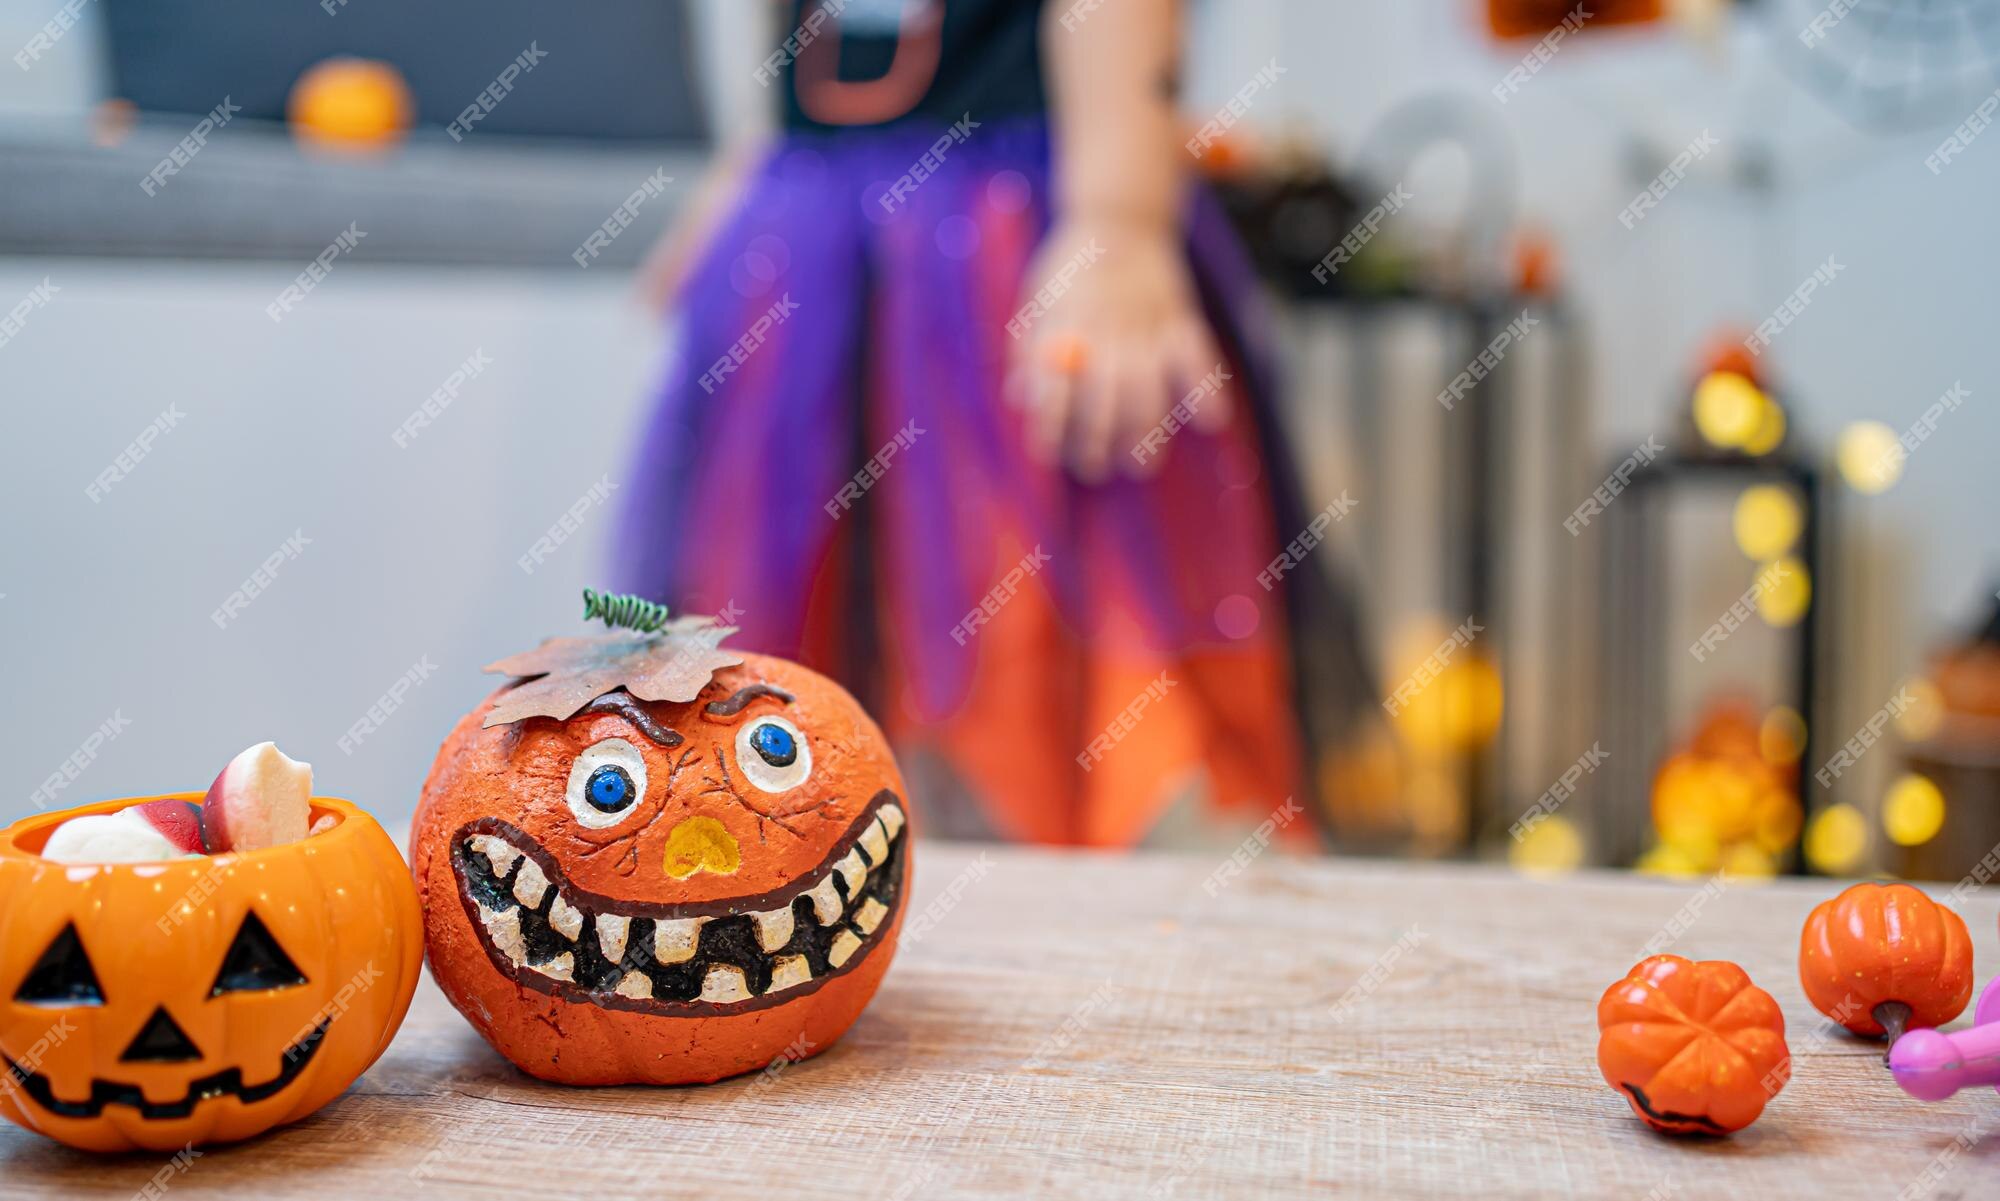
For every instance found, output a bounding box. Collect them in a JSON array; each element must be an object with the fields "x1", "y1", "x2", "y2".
[
  {"x1": 1798, "y1": 881, "x2": 1973, "y2": 1051},
  {"x1": 1597, "y1": 954, "x2": 1790, "y2": 1135}
]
